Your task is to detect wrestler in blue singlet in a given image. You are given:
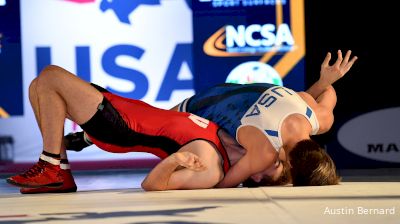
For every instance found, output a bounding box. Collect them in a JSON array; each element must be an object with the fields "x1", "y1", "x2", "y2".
[{"x1": 178, "y1": 83, "x2": 319, "y2": 152}]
